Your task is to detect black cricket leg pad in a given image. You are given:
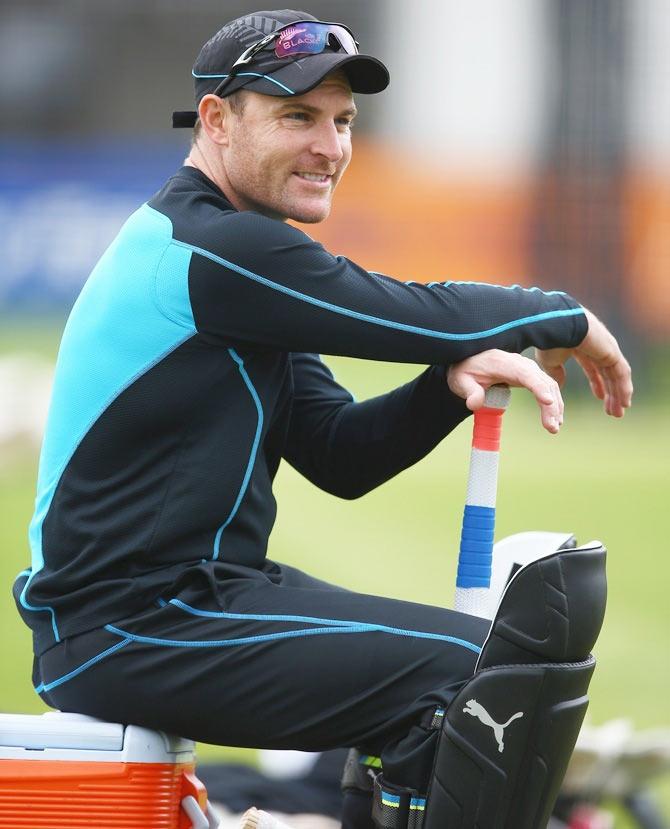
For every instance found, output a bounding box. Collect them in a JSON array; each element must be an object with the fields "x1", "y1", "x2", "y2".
[
  {"x1": 479, "y1": 543, "x2": 607, "y2": 668},
  {"x1": 423, "y1": 657, "x2": 595, "y2": 829}
]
